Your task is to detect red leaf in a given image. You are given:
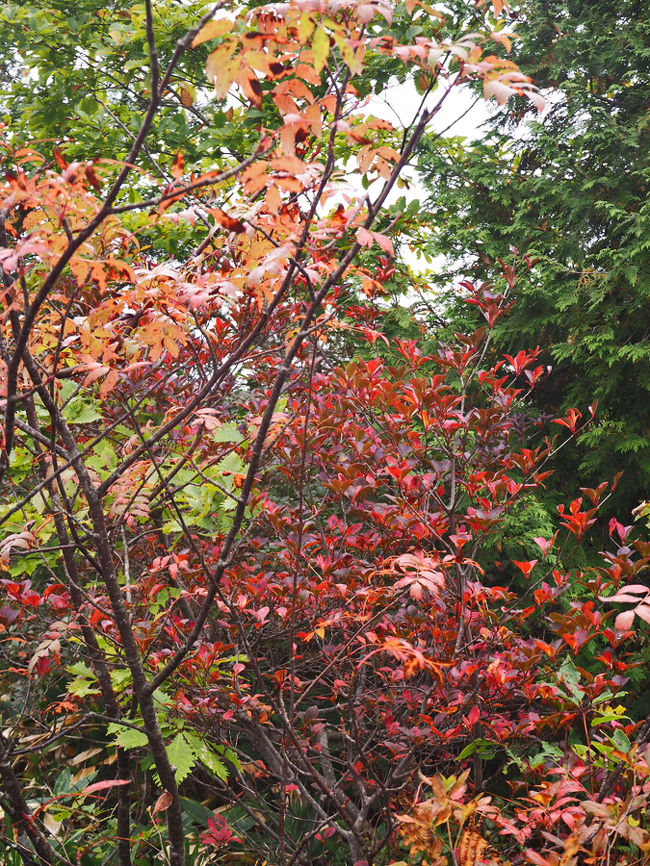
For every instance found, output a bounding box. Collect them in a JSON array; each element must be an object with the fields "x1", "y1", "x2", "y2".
[
  {"x1": 213, "y1": 208, "x2": 246, "y2": 233},
  {"x1": 600, "y1": 586, "x2": 650, "y2": 603},
  {"x1": 604, "y1": 593, "x2": 648, "y2": 603},
  {"x1": 373, "y1": 231, "x2": 394, "y2": 257},
  {"x1": 614, "y1": 609, "x2": 635, "y2": 632},
  {"x1": 0, "y1": 607, "x2": 20, "y2": 625},
  {"x1": 85, "y1": 164, "x2": 102, "y2": 192},
  {"x1": 552, "y1": 407, "x2": 581, "y2": 433},
  {"x1": 254, "y1": 606, "x2": 270, "y2": 624},
  {"x1": 356, "y1": 227, "x2": 373, "y2": 248},
  {"x1": 533, "y1": 535, "x2": 555, "y2": 556},
  {"x1": 513, "y1": 559, "x2": 538, "y2": 578},
  {"x1": 81, "y1": 779, "x2": 130, "y2": 795}
]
